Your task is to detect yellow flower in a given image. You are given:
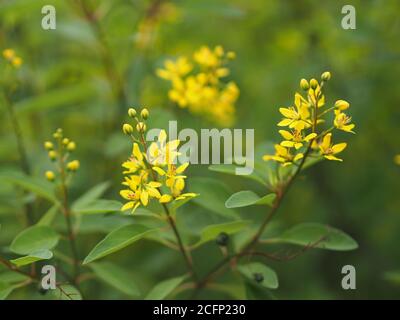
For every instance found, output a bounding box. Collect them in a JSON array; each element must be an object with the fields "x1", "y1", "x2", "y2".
[
  {"x1": 334, "y1": 110, "x2": 355, "y2": 133},
  {"x1": 193, "y1": 46, "x2": 220, "y2": 68},
  {"x1": 120, "y1": 176, "x2": 161, "y2": 213},
  {"x1": 279, "y1": 129, "x2": 317, "y2": 150},
  {"x1": 2, "y1": 49, "x2": 15, "y2": 60},
  {"x1": 45, "y1": 171, "x2": 55, "y2": 182},
  {"x1": 122, "y1": 143, "x2": 147, "y2": 174},
  {"x1": 67, "y1": 160, "x2": 80, "y2": 171},
  {"x1": 156, "y1": 57, "x2": 192, "y2": 80},
  {"x1": 11, "y1": 57, "x2": 22, "y2": 68},
  {"x1": 148, "y1": 130, "x2": 180, "y2": 166},
  {"x1": 308, "y1": 85, "x2": 325, "y2": 108},
  {"x1": 263, "y1": 144, "x2": 304, "y2": 166},
  {"x1": 278, "y1": 93, "x2": 311, "y2": 130},
  {"x1": 335, "y1": 100, "x2": 350, "y2": 110},
  {"x1": 319, "y1": 133, "x2": 347, "y2": 162},
  {"x1": 394, "y1": 155, "x2": 400, "y2": 166}
]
